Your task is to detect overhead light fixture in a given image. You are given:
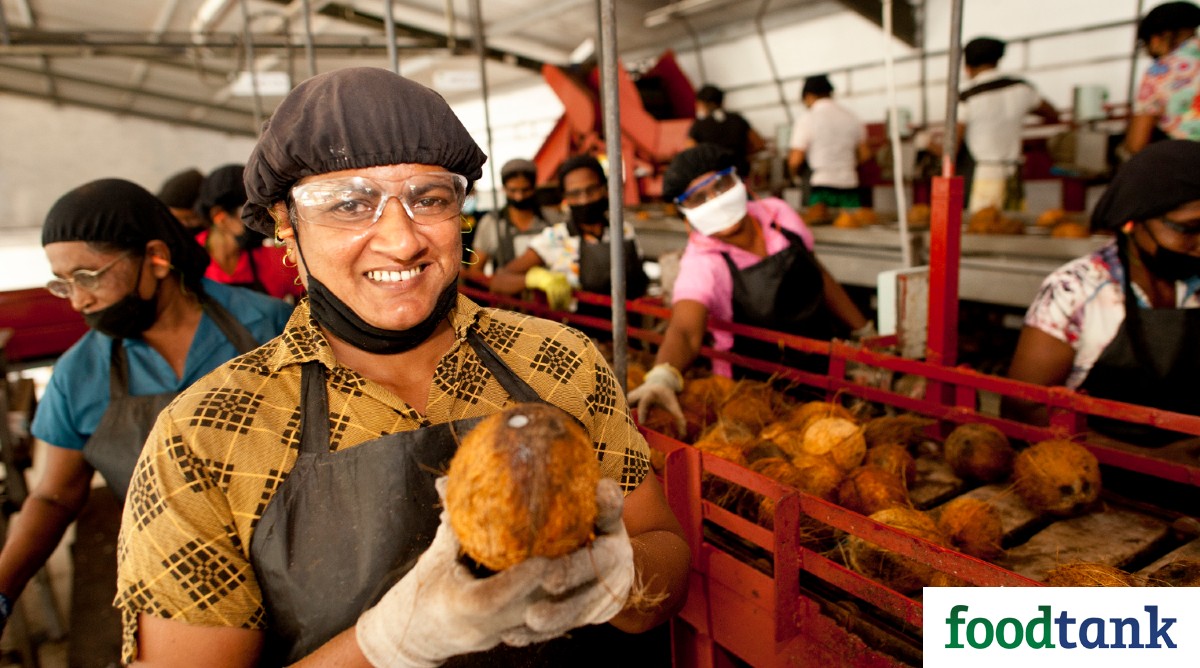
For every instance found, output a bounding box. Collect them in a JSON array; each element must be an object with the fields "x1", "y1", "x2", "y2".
[
  {"x1": 569, "y1": 38, "x2": 595, "y2": 64},
  {"x1": 643, "y1": 0, "x2": 740, "y2": 28}
]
